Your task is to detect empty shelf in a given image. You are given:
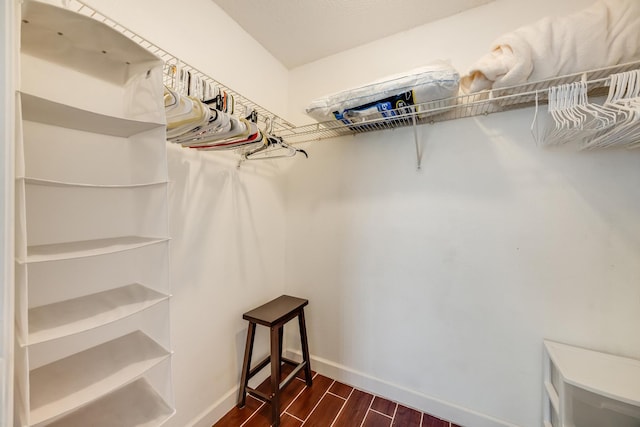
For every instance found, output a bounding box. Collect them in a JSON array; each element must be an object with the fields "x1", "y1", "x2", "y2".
[
  {"x1": 22, "y1": 236, "x2": 169, "y2": 264},
  {"x1": 29, "y1": 330, "x2": 170, "y2": 425},
  {"x1": 22, "y1": 177, "x2": 168, "y2": 189},
  {"x1": 20, "y1": 93, "x2": 163, "y2": 137},
  {"x1": 20, "y1": 1, "x2": 160, "y2": 85},
  {"x1": 46, "y1": 378, "x2": 174, "y2": 427},
  {"x1": 27, "y1": 283, "x2": 169, "y2": 345},
  {"x1": 545, "y1": 340, "x2": 640, "y2": 407}
]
